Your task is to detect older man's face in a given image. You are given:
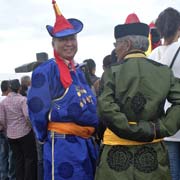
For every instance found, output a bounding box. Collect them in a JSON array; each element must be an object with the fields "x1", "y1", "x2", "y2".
[{"x1": 53, "y1": 35, "x2": 77, "y2": 60}]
